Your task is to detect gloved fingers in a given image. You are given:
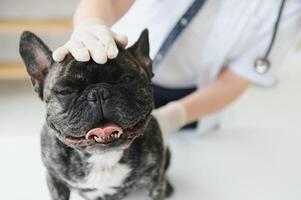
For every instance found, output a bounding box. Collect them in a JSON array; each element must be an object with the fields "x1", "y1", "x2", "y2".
[
  {"x1": 82, "y1": 39, "x2": 107, "y2": 64},
  {"x1": 64, "y1": 40, "x2": 90, "y2": 62},
  {"x1": 113, "y1": 33, "x2": 128, "y2": 49},
  {"x1": 99, "y1": 35, "x2": 119, "y2": 59},
  {"x1": 52, "y1": 46, "x2": 69, "y2": 62},
  {"x1": 91, "y1": 28, "x2": 119, "y2": 59}
]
